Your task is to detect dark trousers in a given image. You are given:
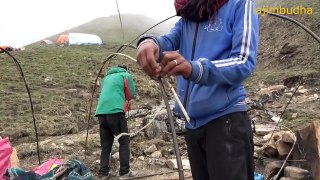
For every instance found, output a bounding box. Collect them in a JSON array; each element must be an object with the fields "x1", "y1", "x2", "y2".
[
  {"x1": 98, "y1": 113, "x2": 130, "y2": 176},
  {"x1": 185, "y1": 112, "x2": 254, "y2": 180}
]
